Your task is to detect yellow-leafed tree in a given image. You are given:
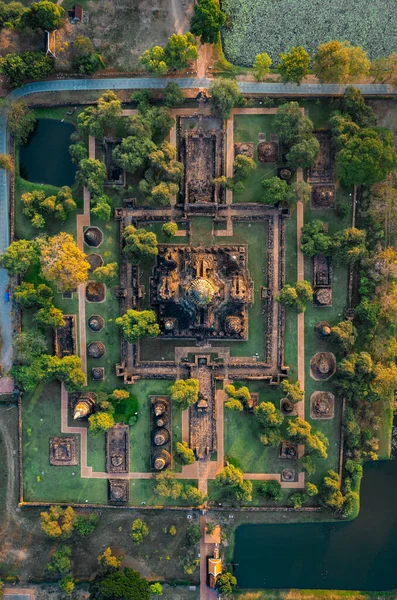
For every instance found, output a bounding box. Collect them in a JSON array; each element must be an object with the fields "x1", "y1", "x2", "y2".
[{"x1": 40, "y1": 232, "x2": 90, "y2": 292}]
